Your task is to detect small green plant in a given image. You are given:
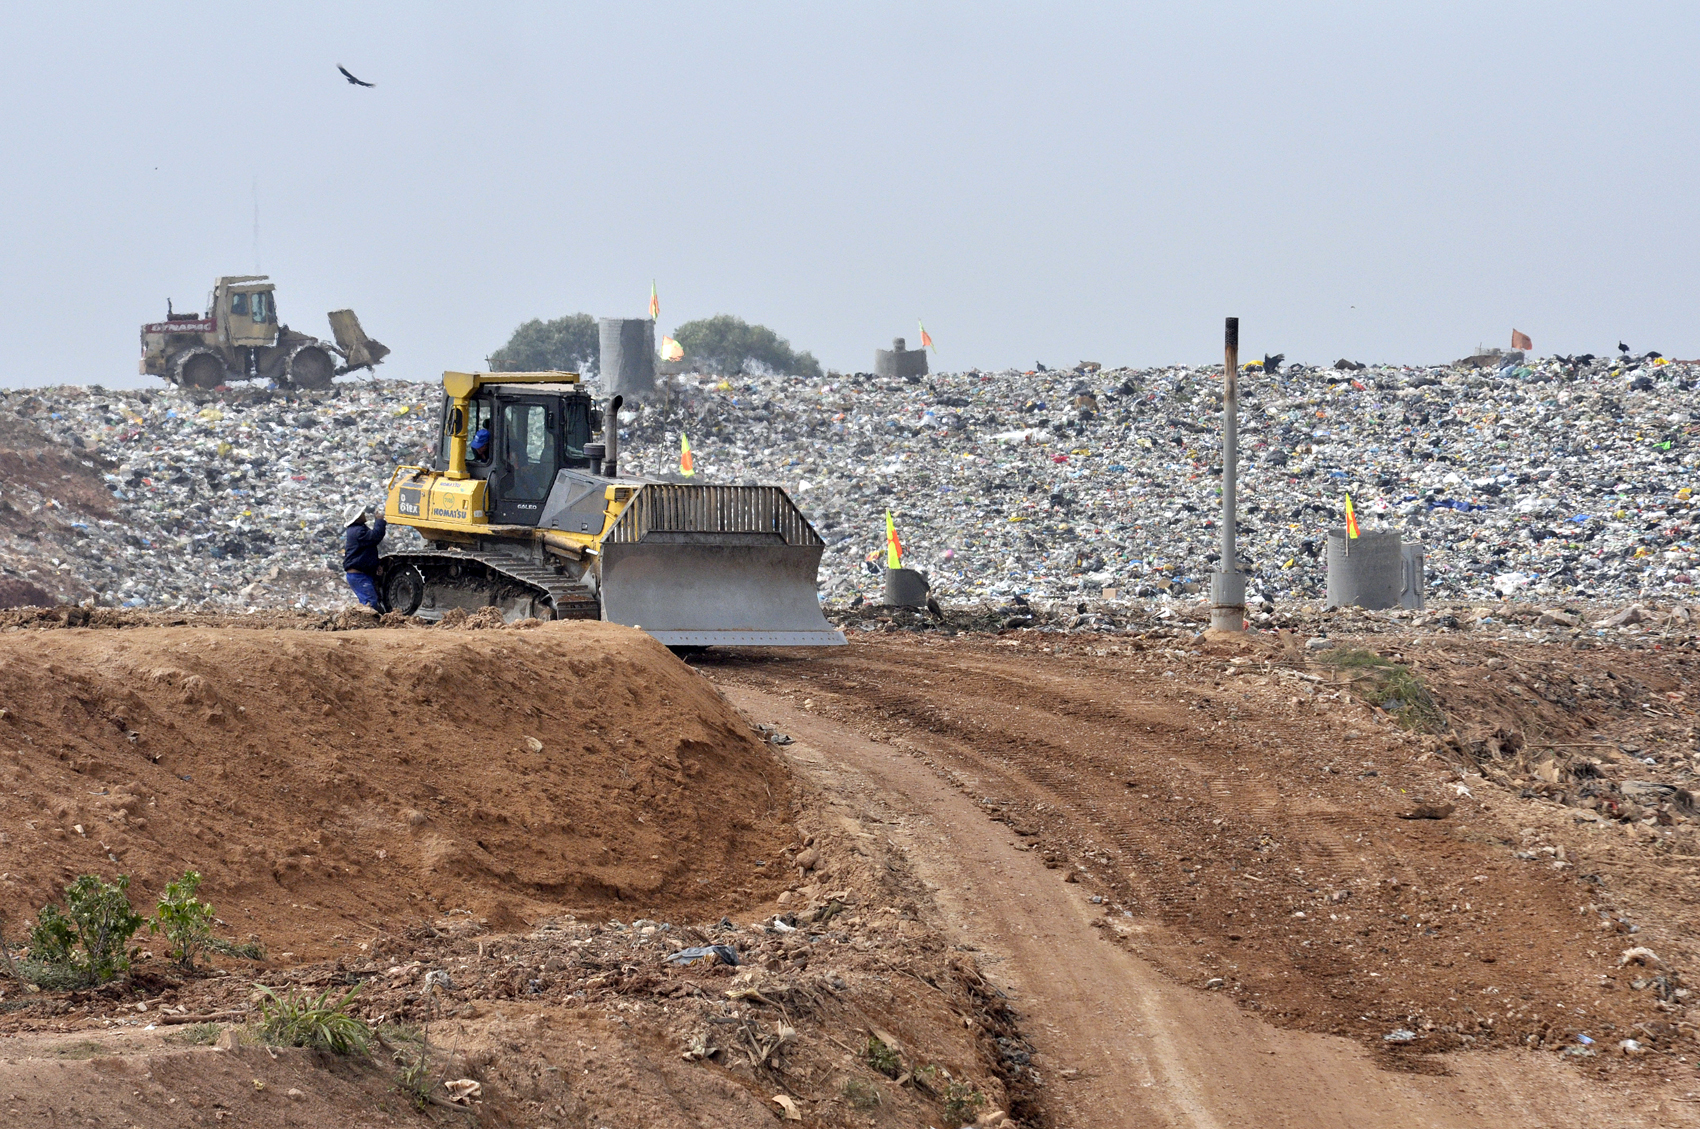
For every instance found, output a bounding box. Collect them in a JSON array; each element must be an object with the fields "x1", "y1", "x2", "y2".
[
  {"x1": 150, "y1": 871, "x2": 216, "y2": 969},
  {"x1": 864, "y1": 1035, "x2": 901, "y2": 1078},
  {"x1": 23, "y1": 875, "x2": 144, "y2": 987},
  {"x1": 378, "y1": 1022, "x2": 434, "y2": 1108},
  {"x1": 168, "y1": 1022, "x2": 224, "y2": 1046},
  {"x1": 0, "y1": 912, "x2": 20, "y2": 980},
  {"x1": 1320, "y1": 649, "x2": 1445, "y2": 732},
  {"x1": 377, "y1": 1021, "x2": 426, "y2": 1047},
  {"x1": 942, "y1": 1080, "x2": 986, "y2": 1124},
  {"x1": 253, "y1": 983, "x2": 371, "y2": 1055},
  {"x1": 842, "y1": 1077, "x2": 883, "y2": 1109},
  {"x1": 395, "y1": 1047, "x2": 434, "y2": 1109},
  {"x1": 210, "y1": 937, "x2": 267, "y2": 961}
]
